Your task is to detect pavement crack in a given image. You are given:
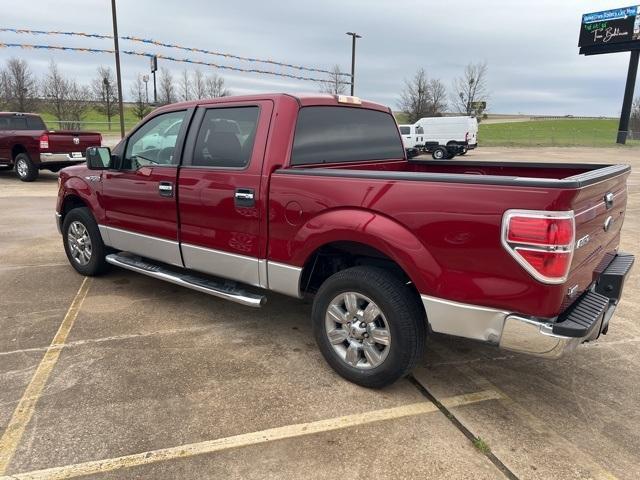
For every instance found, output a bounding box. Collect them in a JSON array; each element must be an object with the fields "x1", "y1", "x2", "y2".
[{"x1": 407, "y1": 375, "x2": 519, "y2": 480}]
